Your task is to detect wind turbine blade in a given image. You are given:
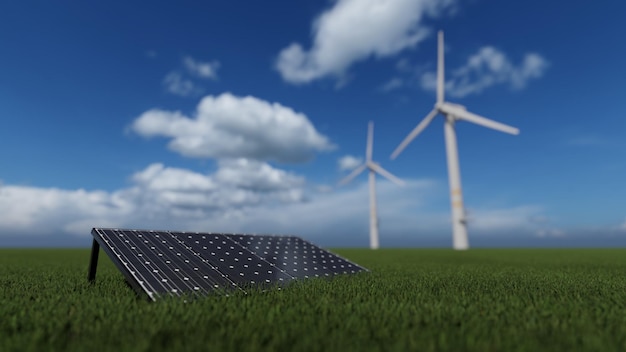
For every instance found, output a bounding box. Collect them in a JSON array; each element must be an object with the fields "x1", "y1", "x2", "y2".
[
  {"x1": 390, "y1": 108, "x2": 439, "y2": 159},
  {"x1": 338, "y1": 164, "x2": 367, "y2": 186},
  {"x1": 369, "y1": 163, "x2": 405, "y2": 186},
  {"x1": 437, "y1": 30, "x2": 444, "y2": 104},
  {"x1": 366, "y1": 121, "x2": 373, "y2": 162},
  {"x1": 453, "y1": 109, "x2": 520, "y2": 135}
]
